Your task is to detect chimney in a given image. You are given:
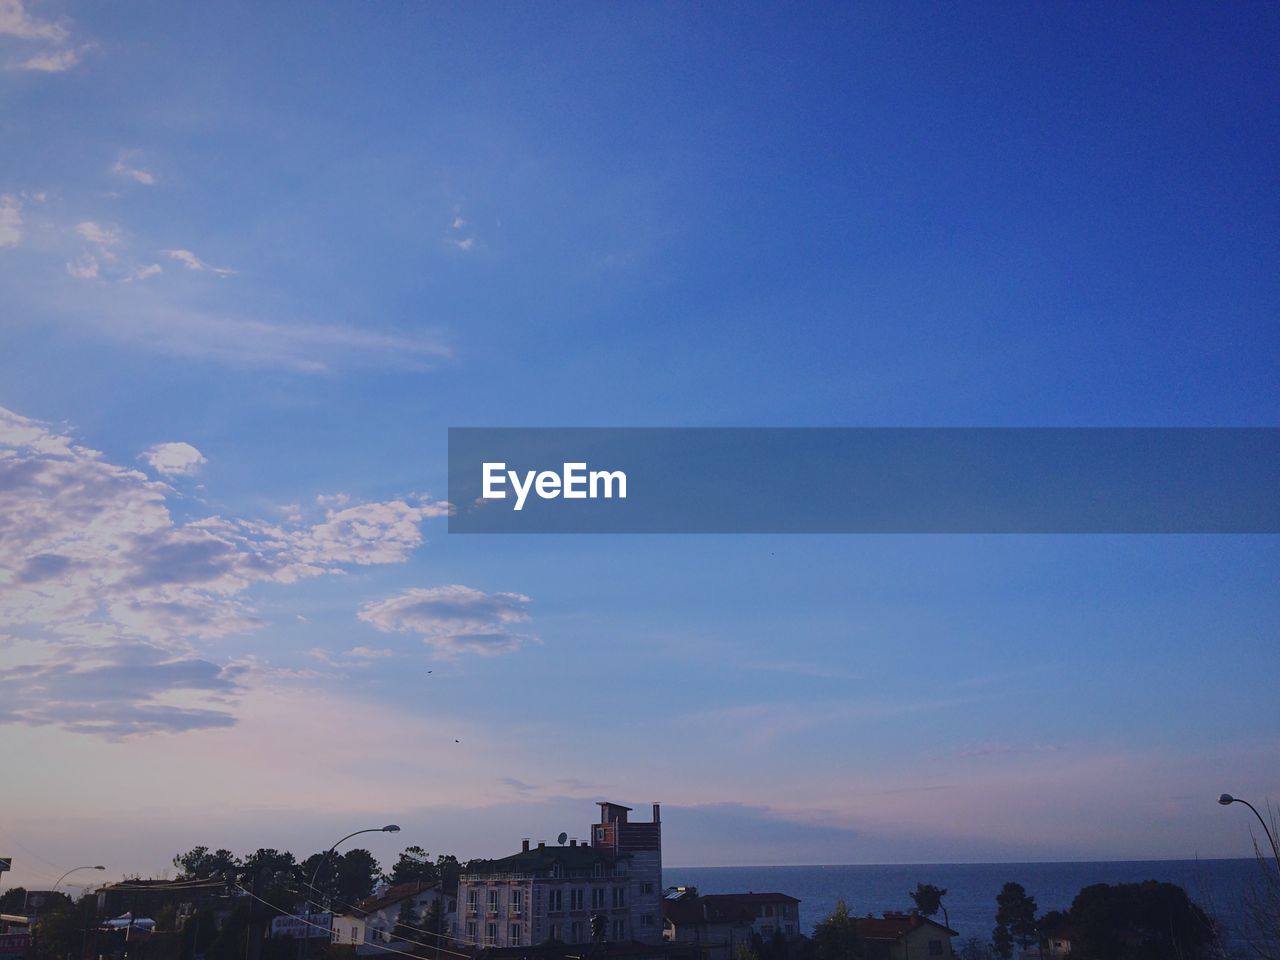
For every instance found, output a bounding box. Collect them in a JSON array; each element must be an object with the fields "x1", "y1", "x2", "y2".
[
  {"x1": 537, "y1": 841, "x2": 545, "y2": 849},
  {"x1": 652, "y1": 803, "x2": 661, "y2": 823},
  {"x1": 522, "y1": 839, "x2": 530, "y2": 852},
  {"x1": 569, "y1": 839, "x2": 577, "y2": 847}
]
